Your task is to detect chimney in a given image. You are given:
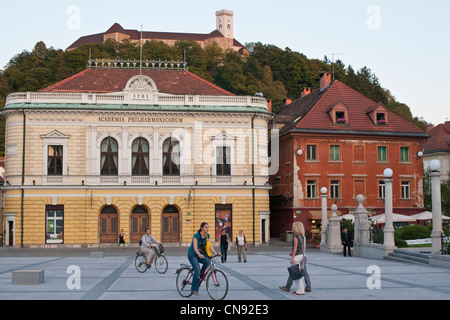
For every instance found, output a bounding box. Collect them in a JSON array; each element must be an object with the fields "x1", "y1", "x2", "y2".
[
  {"x1": 301, "y1": 87, "x2": 311, "y2": 98},
  {"x1": 283, "y1": 98, "x2": 292, "y2": 106},
  {"x1": 267, "y1": 99, "x2": 272, "y2": 113},
  {"x1": 320, "y1": 72, "x2": 331, "y2": 90},
  {"x1": 426, "y1": 124, "x2": 435, "y2": 133}
]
